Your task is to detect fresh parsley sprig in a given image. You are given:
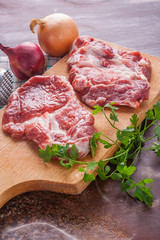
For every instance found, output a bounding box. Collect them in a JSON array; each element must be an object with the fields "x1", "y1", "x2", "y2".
[
  {"x1": 39, "y1": 101, "x2": 160, "y2": 207},
  {"x1": 39, "y1": 143, "x2": 89, "y2": 169},
  {"x1": 90, "y1": 102, "x2": 160, "y2": 206}
]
